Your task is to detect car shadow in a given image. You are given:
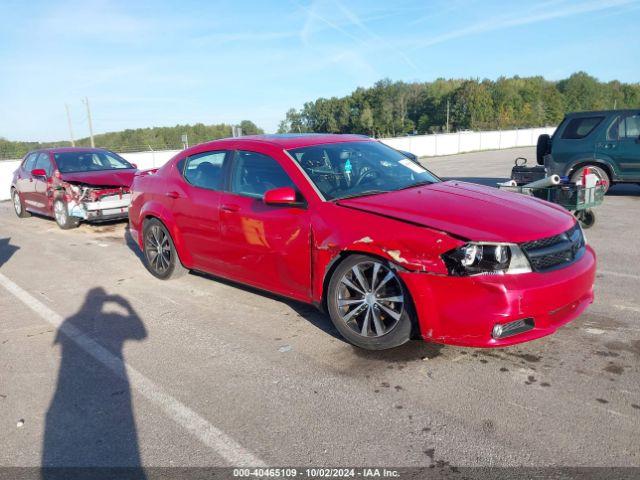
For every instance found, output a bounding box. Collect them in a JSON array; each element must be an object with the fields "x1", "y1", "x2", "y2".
[
  {"x1": 606, "y1": 184, "x2": 640, "y2": 196},
  {"x1": 0, "y1": 237, "x2": 20, "y2": 269},
  {"x1": 41, "y1": 287, "x2": 147, "y2": 478}
]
